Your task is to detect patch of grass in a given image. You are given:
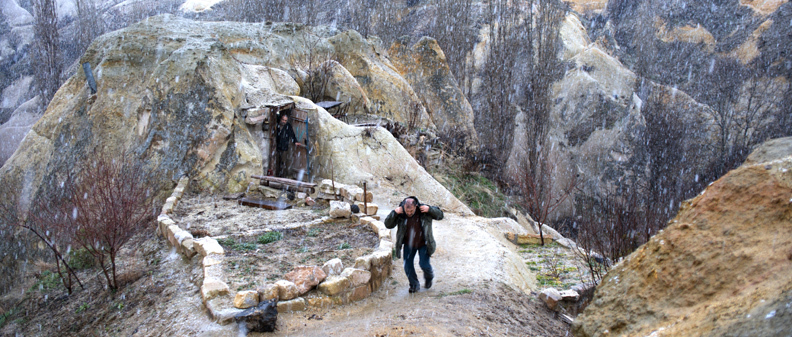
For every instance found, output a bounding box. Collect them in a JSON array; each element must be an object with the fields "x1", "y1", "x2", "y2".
[
  {"x1": 434, "y1": 169, "x2": 511, "y2": 218},
  {"x1": 298, "y1": 246, "x2": 310, "y2": 253},
  {"x1": 437, "y1": 288, "x2": 473, "y2": 297},
  {"x1": 217, "y1": 237, "x2": 236, "y2": 246},
  {"x1": 0, "y1": 306, "x2": 20, "y2": 329},
  {"x1": 68, "y1": 248, "x2": 96, "y2": 270},
  {"x1": 338, "y1": 242, "x2": 351, "y2": 250},
  {"x1": 307, "y1": 228, "x2": 322, "y2": 237},
  {"x1": 257, "y1": 231, "x2": 282, "y2": 244},
  {"x1": 233, "y1": 242, "x2": 257, "y2": 251},
  {"x1": 29, "y1": 271, "x2": 61, "y2": 292},
  {"x1": 537, "y1": 274, "x2": 561, "y2": 287},
  {"x1": 75, "y1": 303, "x2": 90, "y2": 314}
]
